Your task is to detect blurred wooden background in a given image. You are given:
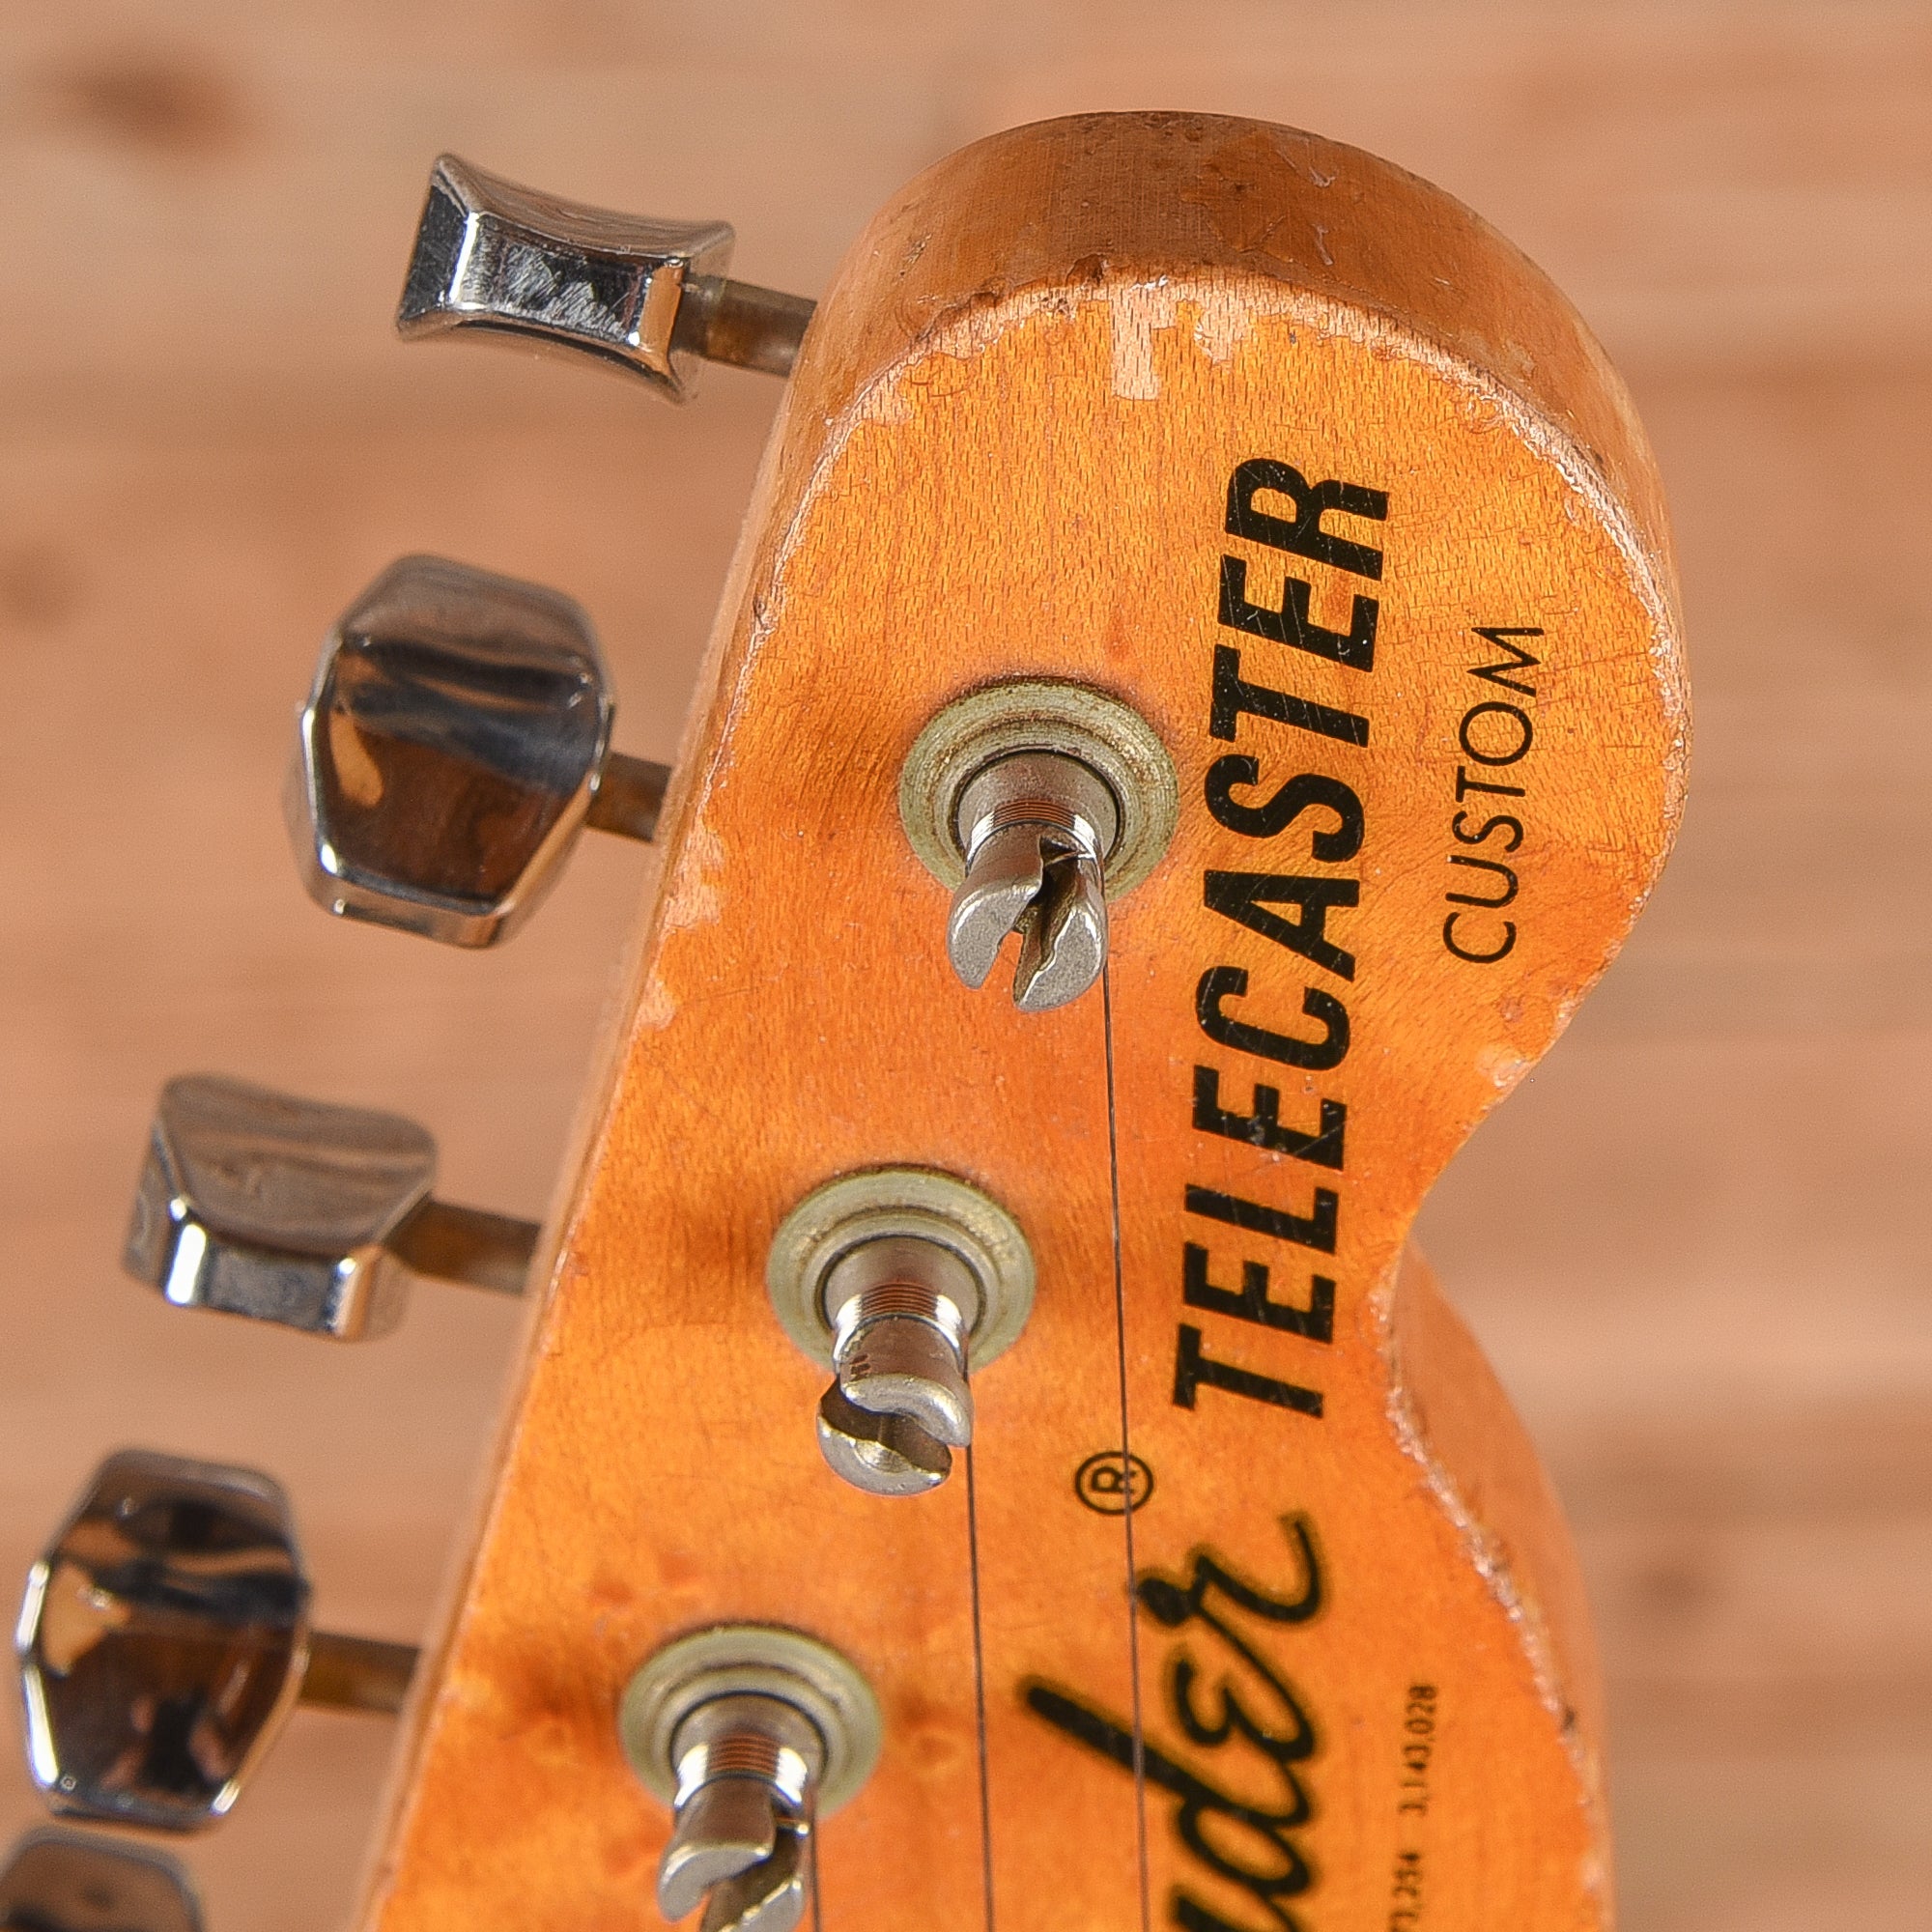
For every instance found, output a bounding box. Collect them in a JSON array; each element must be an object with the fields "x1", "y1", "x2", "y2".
[{"x1": 2, "y1": 4, "x2": 1927, "y2": 1929}]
